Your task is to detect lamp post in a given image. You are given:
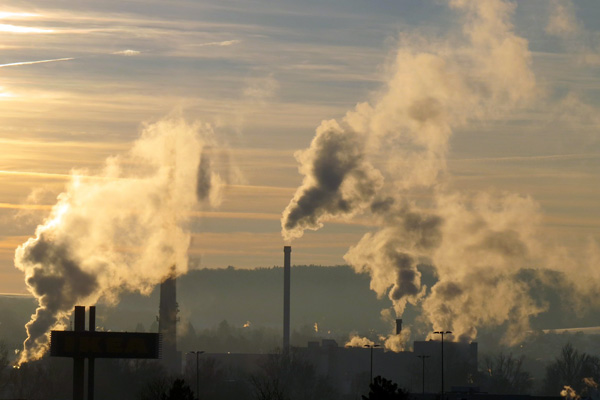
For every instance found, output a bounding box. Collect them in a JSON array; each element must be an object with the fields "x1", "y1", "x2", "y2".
[
  {"x1": 417, "y1": 355, "x2": 430, "y2": 399},
  {"x1": 364, "y1": 344, "x2": 381, "y2": 384},
  {"x1": 433, "y1": 331, "x2": 452, "y2": 400},
  {"x1": 188, "y1": 350, "x2": 204, "y2": 400}
]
